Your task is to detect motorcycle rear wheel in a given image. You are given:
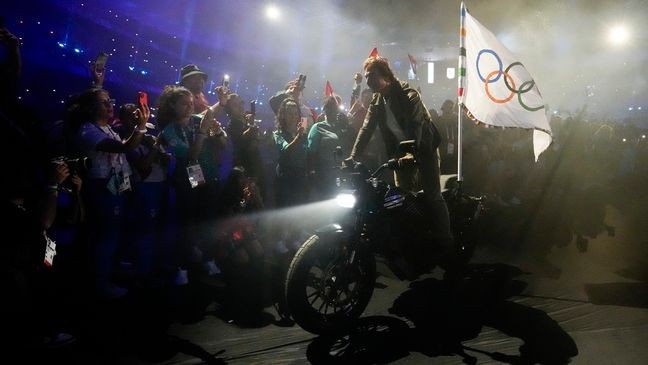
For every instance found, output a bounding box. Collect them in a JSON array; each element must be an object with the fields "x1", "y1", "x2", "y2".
[{"x1": 285, "y1": 234, "x2": 376, "y2": 335}]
